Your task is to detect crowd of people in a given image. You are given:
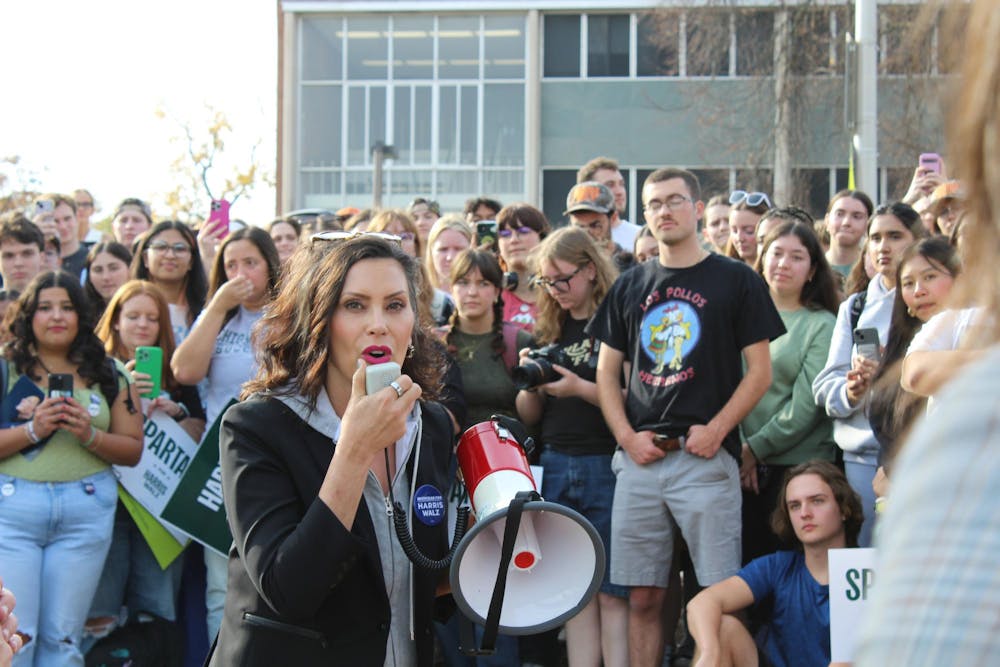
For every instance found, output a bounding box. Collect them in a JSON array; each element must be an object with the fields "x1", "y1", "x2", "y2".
[{"x1": 1, "y1": 1, "x2": 999, "y2": 663}]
